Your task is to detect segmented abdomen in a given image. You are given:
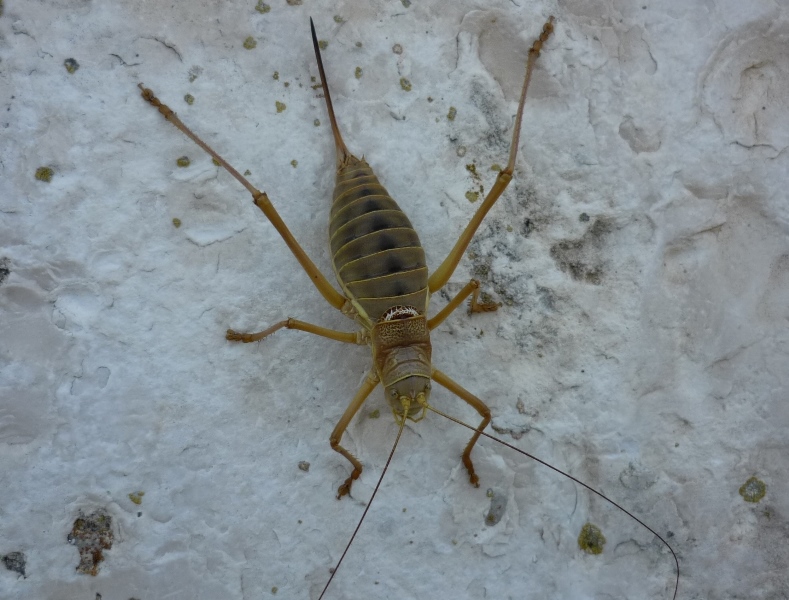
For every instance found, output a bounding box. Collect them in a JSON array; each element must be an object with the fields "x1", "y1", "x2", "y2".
[{"x1": 330, "y1": 156, "x2": 428, "y2": 325}]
